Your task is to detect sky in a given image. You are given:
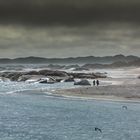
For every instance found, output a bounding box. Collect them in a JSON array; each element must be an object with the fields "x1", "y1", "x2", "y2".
[{"x1": 0, "y1": 0, "x2": 140, "y2": 58}]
